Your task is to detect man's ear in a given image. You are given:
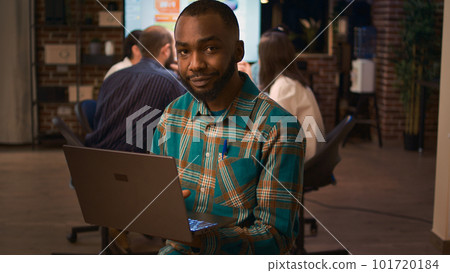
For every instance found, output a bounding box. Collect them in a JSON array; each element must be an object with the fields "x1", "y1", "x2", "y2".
[
  {"x1": 160, "y1": 43, "x2": 171, "y2": 59},
  {"x1": 131, "y1": 45, "x2": 142, "y2": 62},
  {"x1": 235, "y1": 40, "x2": 245, "y2": 62}
]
